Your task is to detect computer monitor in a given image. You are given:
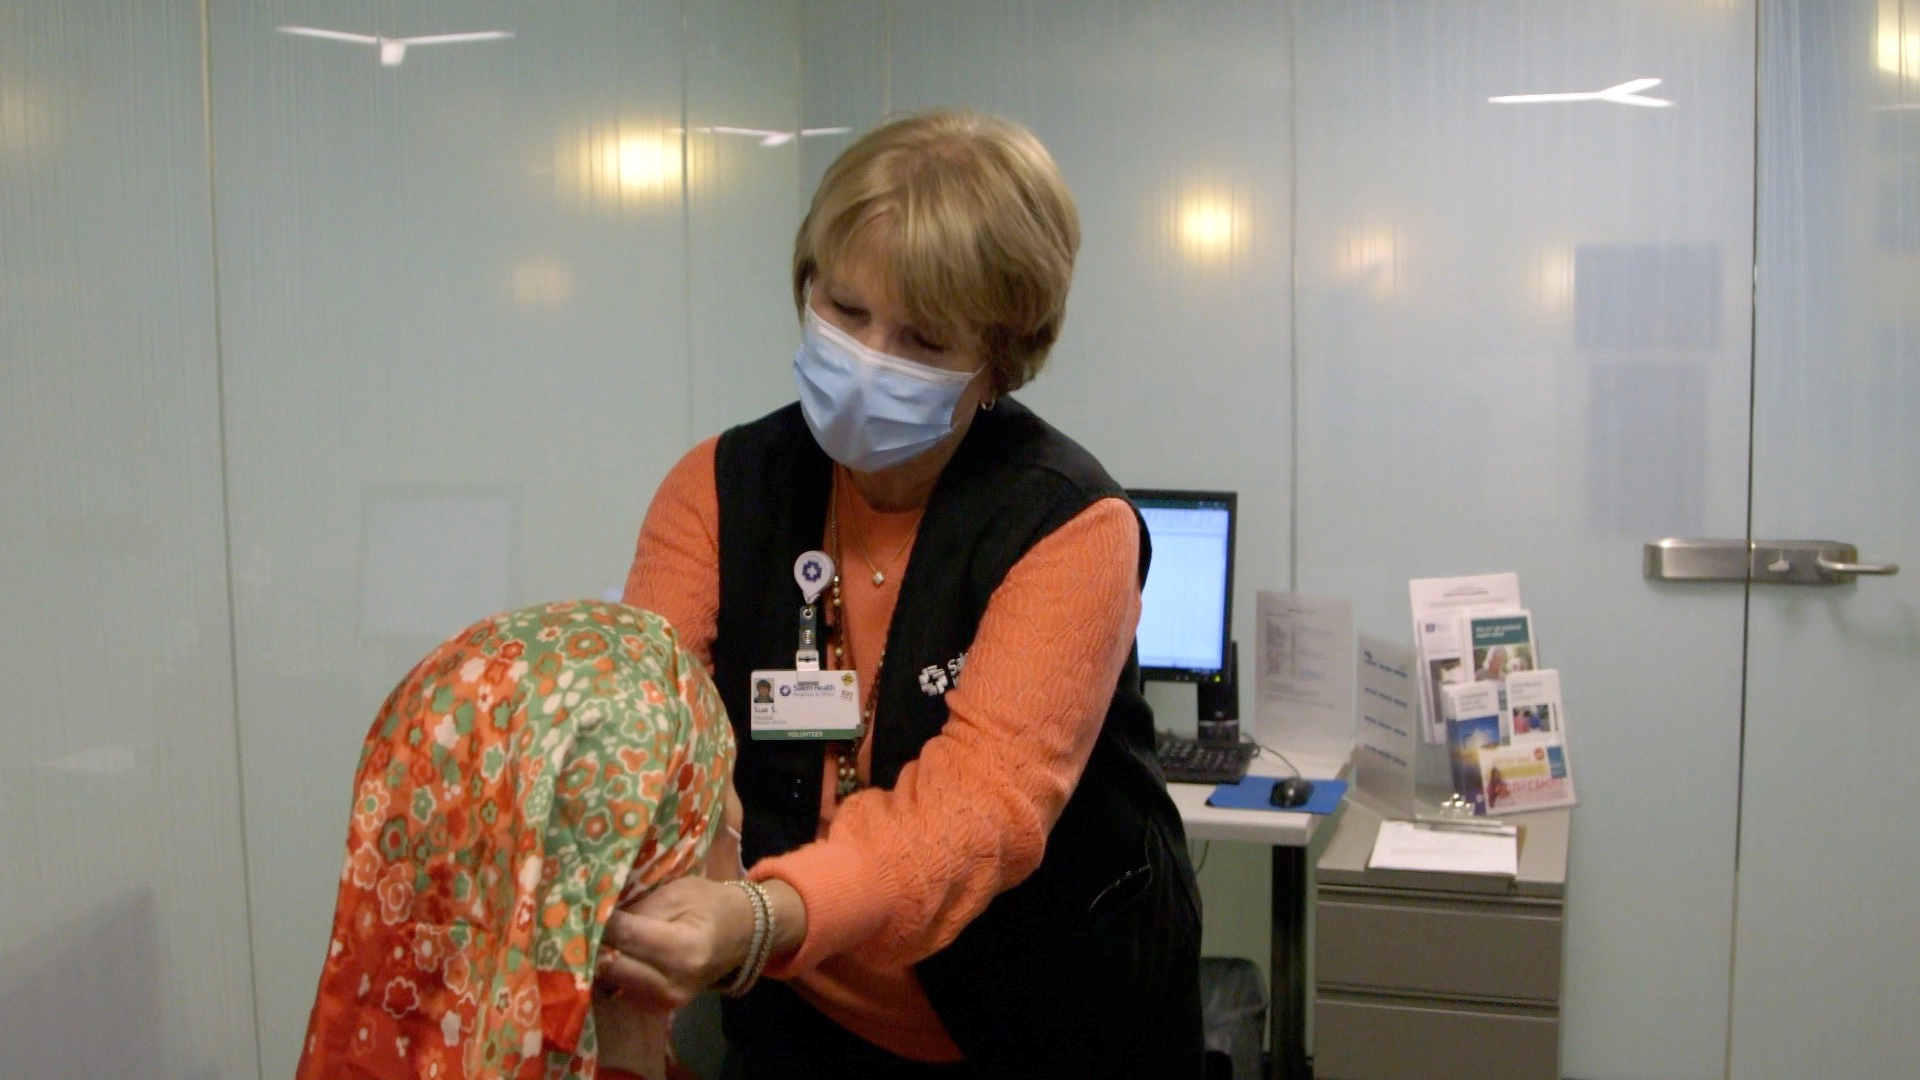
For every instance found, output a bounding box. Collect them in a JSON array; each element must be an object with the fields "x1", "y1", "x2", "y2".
[{"x1": 1129, "y1": 489, "x2": 1236, "y2": 683}]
